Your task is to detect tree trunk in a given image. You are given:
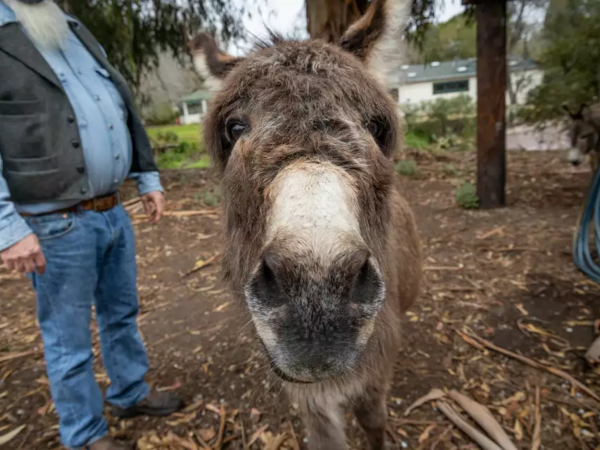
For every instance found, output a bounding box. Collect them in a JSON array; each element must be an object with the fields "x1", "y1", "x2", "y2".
[
  {"x1": 476, "y1": 0, "x2": 507, "y2": 209},
  {"x1": 305, "y1": 0, "x2": 369, "y2": 42}
]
